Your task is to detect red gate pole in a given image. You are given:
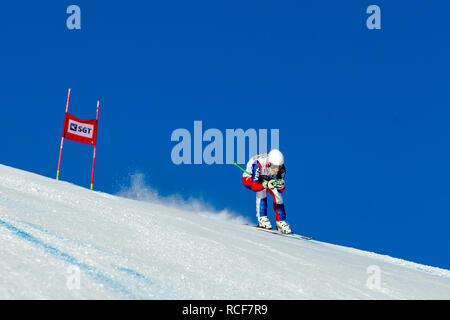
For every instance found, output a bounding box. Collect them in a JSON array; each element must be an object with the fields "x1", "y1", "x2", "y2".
[
  {"x1": 90, "y1": 100, "x2": 100, "y2": 190},
  {"x1": 56, "y1": 88, "x2": 71, "y2": 180}
]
